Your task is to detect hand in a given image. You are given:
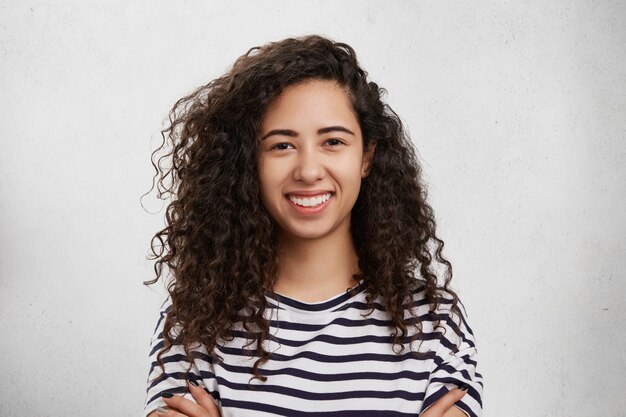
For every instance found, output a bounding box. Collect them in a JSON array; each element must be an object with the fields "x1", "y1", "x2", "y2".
[
  {"x1": 151, "y1": 383, "x2": 465, "y2": 417},
  {"x1": 420, "y1": 387, "x2": 468, "y2": 417},
  {"x1": 156, "y1": 381, "x2": 221, "y2": 417}
]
